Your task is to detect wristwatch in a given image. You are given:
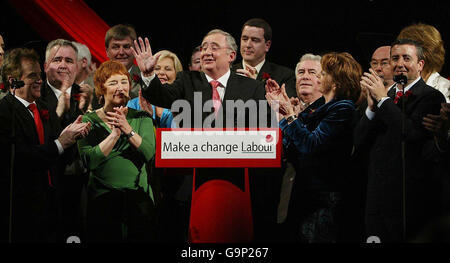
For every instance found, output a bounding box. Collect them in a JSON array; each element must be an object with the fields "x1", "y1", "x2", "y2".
[
  {"x1": 286, "y1": 115, "x2": 297, "y2": 124},
  {"x1": 125, "y1": 130, "x2": 136, "y2": 139}
]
